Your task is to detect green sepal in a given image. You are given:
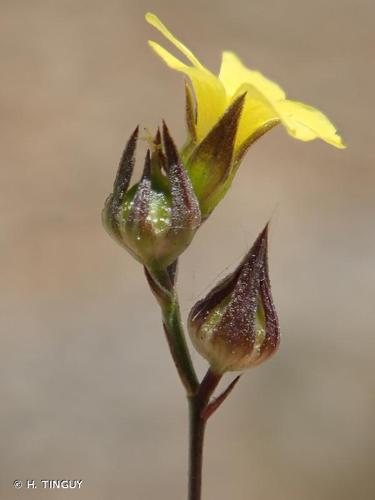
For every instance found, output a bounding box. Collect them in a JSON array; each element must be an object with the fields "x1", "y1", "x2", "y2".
[{"x1": 184, "y1": 94, "x2": 245, "y2": 219}]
